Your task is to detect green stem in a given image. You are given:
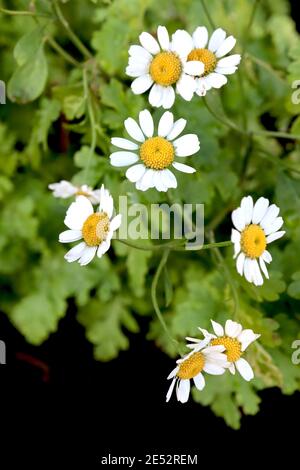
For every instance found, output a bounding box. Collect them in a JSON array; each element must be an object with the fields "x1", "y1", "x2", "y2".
[
  {"x1": 209, "y1": 232, "x2": 239, "y2": 319},
  {"x1": 203, "y1": 97, "x2": 247, "y2": 135},
  {"x1": 115, "y1": 238, "x2": 185, "y2": 252},
  {"x1": 200, "y1": 0, "x2": 216, "y2": 29},
  {"x1": 241, "y1": 0, "x2": 260, "y2": 56},
  {"x1": 83, "y1": 69, "x2": 97, "y2": 184},
  {"x1": 0, "y1": 7, "x2": 51, "y2": 17},
  {"x1": 246, "y1": 52, "x2": 286, "y2": 84},
  {"x1": 46, "y1": 36, "x2": 82, "y2": 67},
  {"x1": 254, "y1": 129, "x2": 300, "y2": 140},
  {"x1": 151, "y1": 250, "x2": 179, "y2": 348},
  {"x1": 52, "y1": 0, "x2": 92, "y2": 59}
]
